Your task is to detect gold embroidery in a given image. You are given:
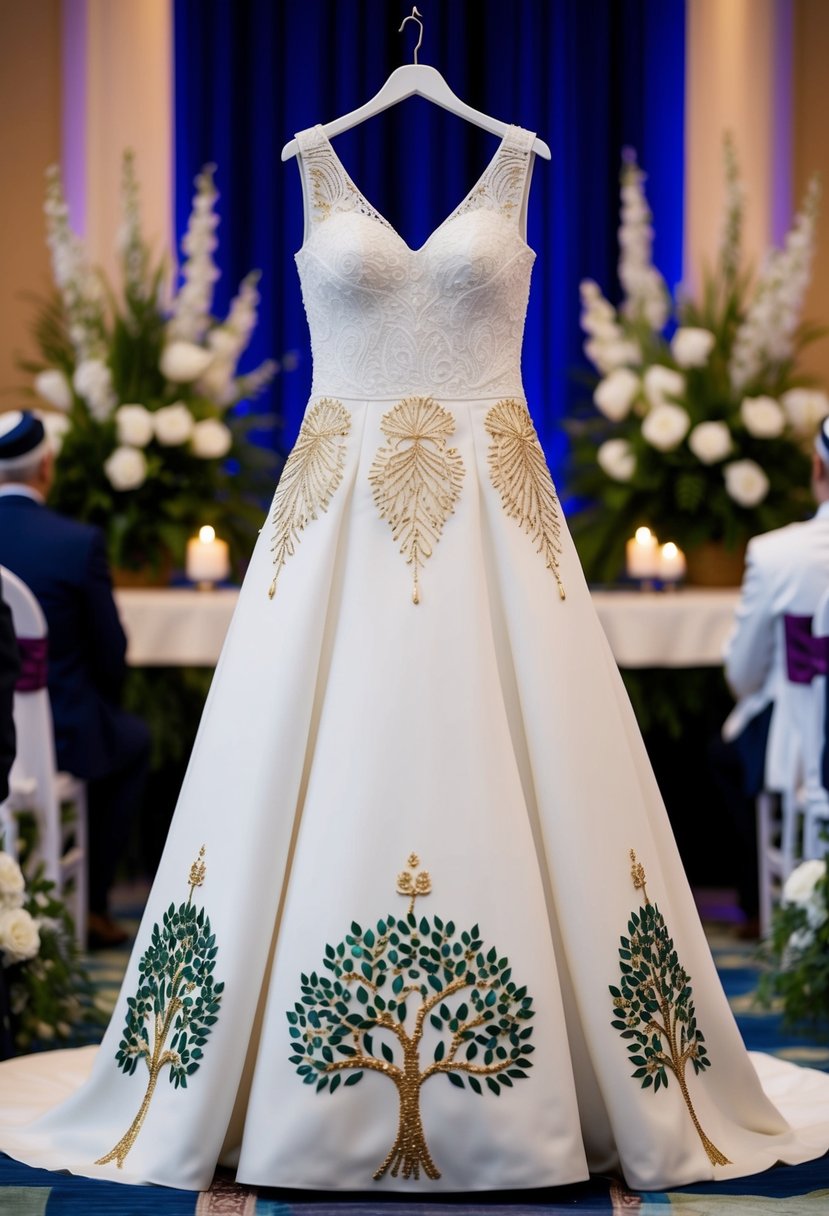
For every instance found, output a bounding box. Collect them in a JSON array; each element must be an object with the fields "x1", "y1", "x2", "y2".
[
  {"x1": 485, "y1": 398, "x2": 566, "y2": 600},
  {"x1": 610, "y1": 850, "x2": 730, "y2": 1168},
  {"x1": 396, "y1": 852, "x2": 432, "y2": 915},
  {"x1": 268, "y1": 398, "x2": 351, "y2": 598},
  {"x1": 287, "y1": 858, "x2": 536, "y2": 1182},
  {"x1": 369, "y1": 397, "x2": 465, "y2": 604},
  {"x1": 96, "y1": 848, "x2": 224, "y2": 1168}
]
